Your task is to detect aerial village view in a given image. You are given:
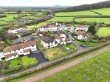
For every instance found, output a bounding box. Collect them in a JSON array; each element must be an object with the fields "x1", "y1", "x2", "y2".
[{"x1": 0, "y1": 0, "x2": 110, "y2": 82}]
